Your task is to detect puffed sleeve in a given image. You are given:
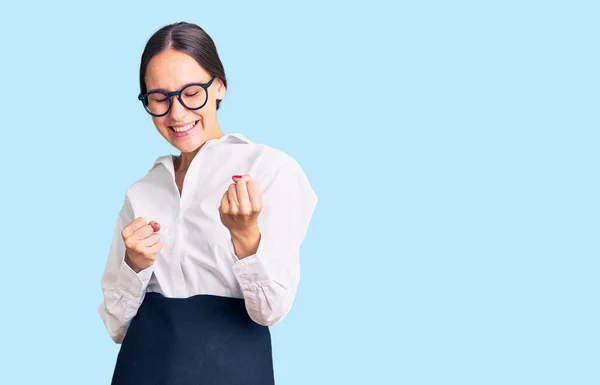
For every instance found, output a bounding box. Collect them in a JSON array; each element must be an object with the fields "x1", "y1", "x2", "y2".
[{"x1": 231, "y1": 156, "x2": 318, "y2": 326}]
